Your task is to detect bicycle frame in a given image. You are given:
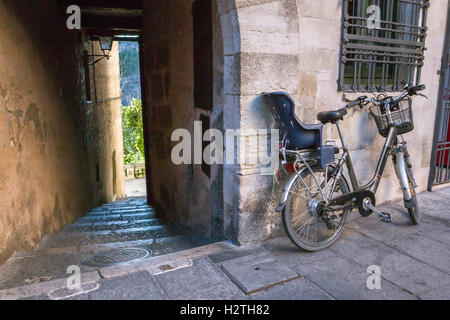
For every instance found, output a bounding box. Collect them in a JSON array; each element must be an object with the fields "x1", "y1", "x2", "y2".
[{"x1": 334, "y1": 122, "x2": 398, "y2": 194}]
